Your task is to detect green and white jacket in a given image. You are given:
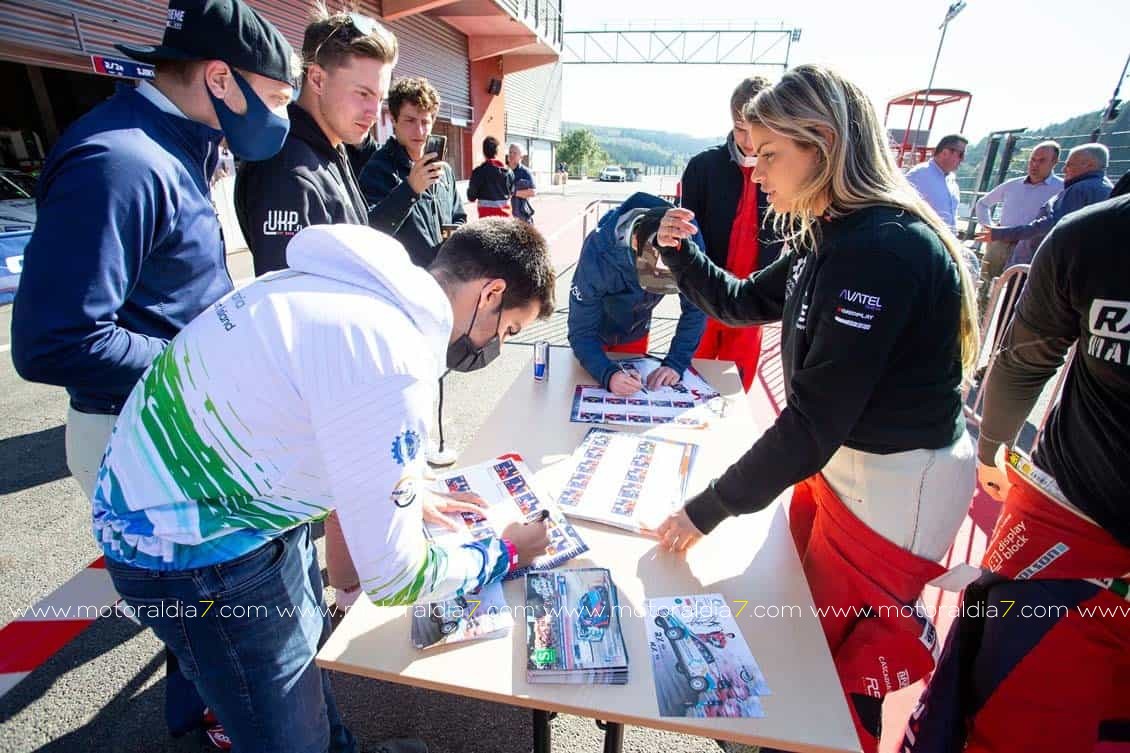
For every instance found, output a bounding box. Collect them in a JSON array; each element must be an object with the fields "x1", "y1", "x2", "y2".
[{"x1": 92, "y1": 224, "x2": 510, "y2": 604}]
